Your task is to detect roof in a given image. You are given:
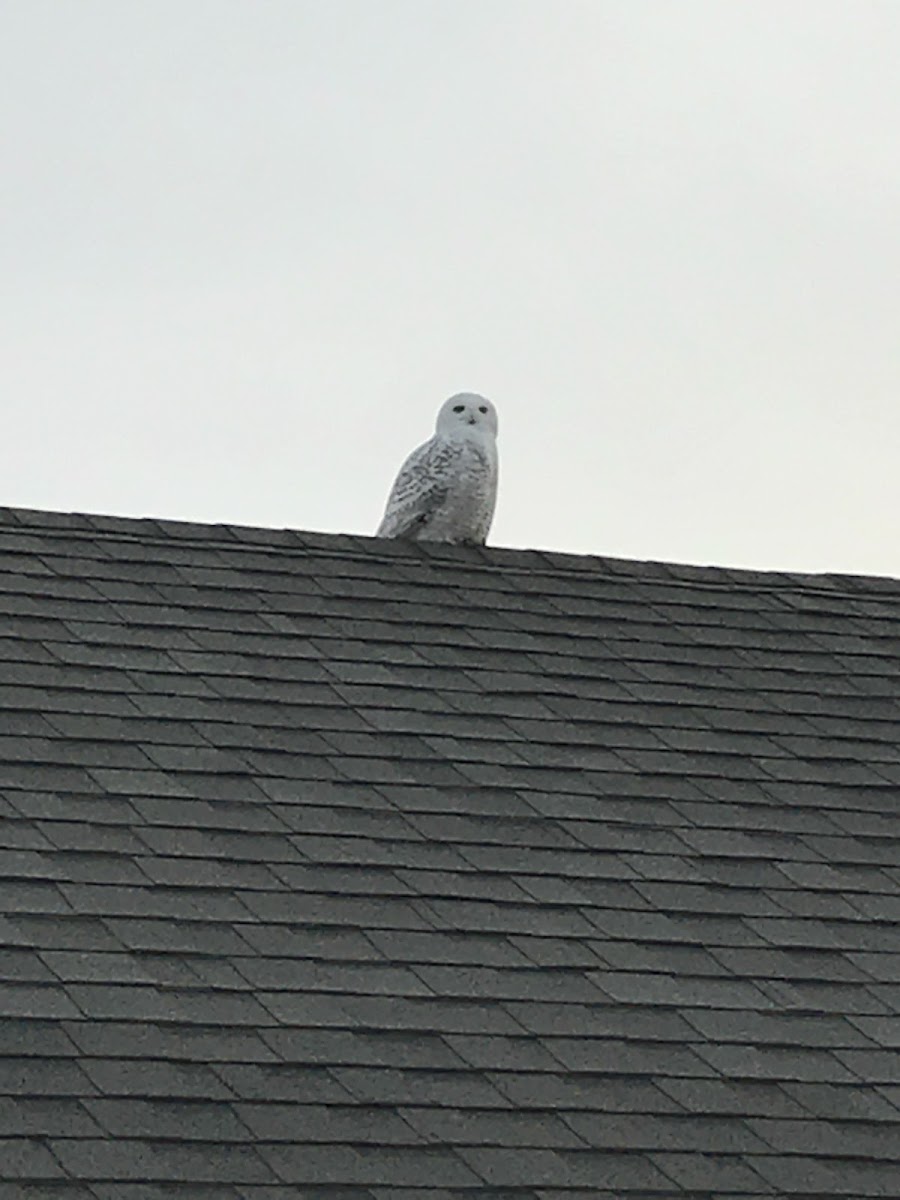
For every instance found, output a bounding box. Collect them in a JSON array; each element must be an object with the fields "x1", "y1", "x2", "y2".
[{"x1": 2, "y1": 505, "x2": 900, "y2": 1198}]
